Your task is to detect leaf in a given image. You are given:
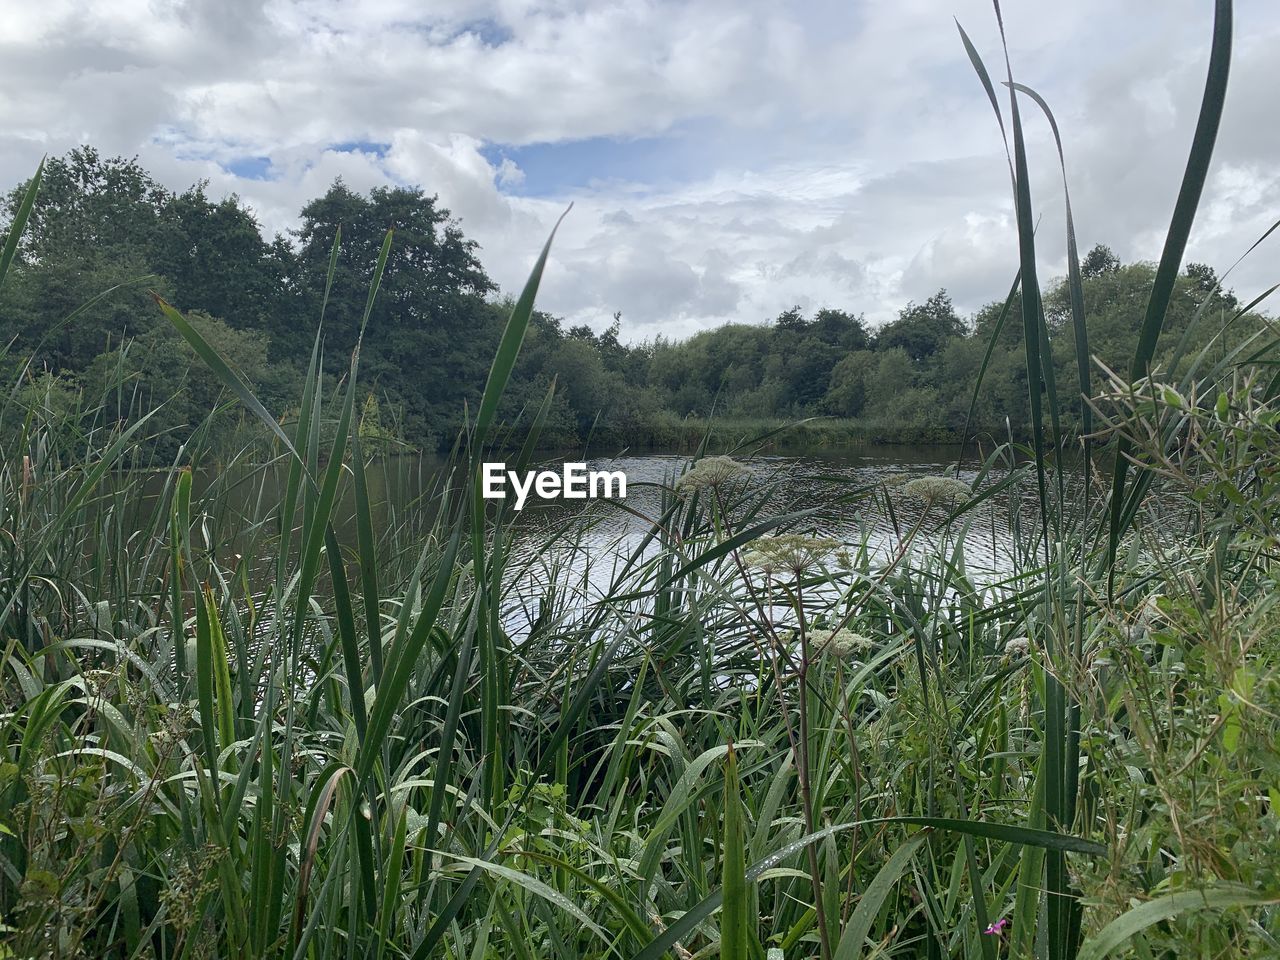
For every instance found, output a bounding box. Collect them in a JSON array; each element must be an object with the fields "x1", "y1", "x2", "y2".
[
  {"x1": 447, "y1": 855, "x2": 608, "y2": 942},
  {"x1": 720, "y1": 745, "x2": 750, "y2": 960},
  {"x1": 474, "y1": 207, "x2": 570, "y2": 448},
  {"x1": 1108, "y1": 0, "x2": 1233, "y2": 578},
  {"x1": 154, "y1": 294, "x2": 304, "y2": 467},
  {"x1": 0, "y1": 158, "x2": 43, "y2": 289},
  {"x1": 1076, "y1": 886, "x2": 1276, "y2": 960},
  {"x1": 833, "y1": 832, "x2": 930, "y2": 960}
]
